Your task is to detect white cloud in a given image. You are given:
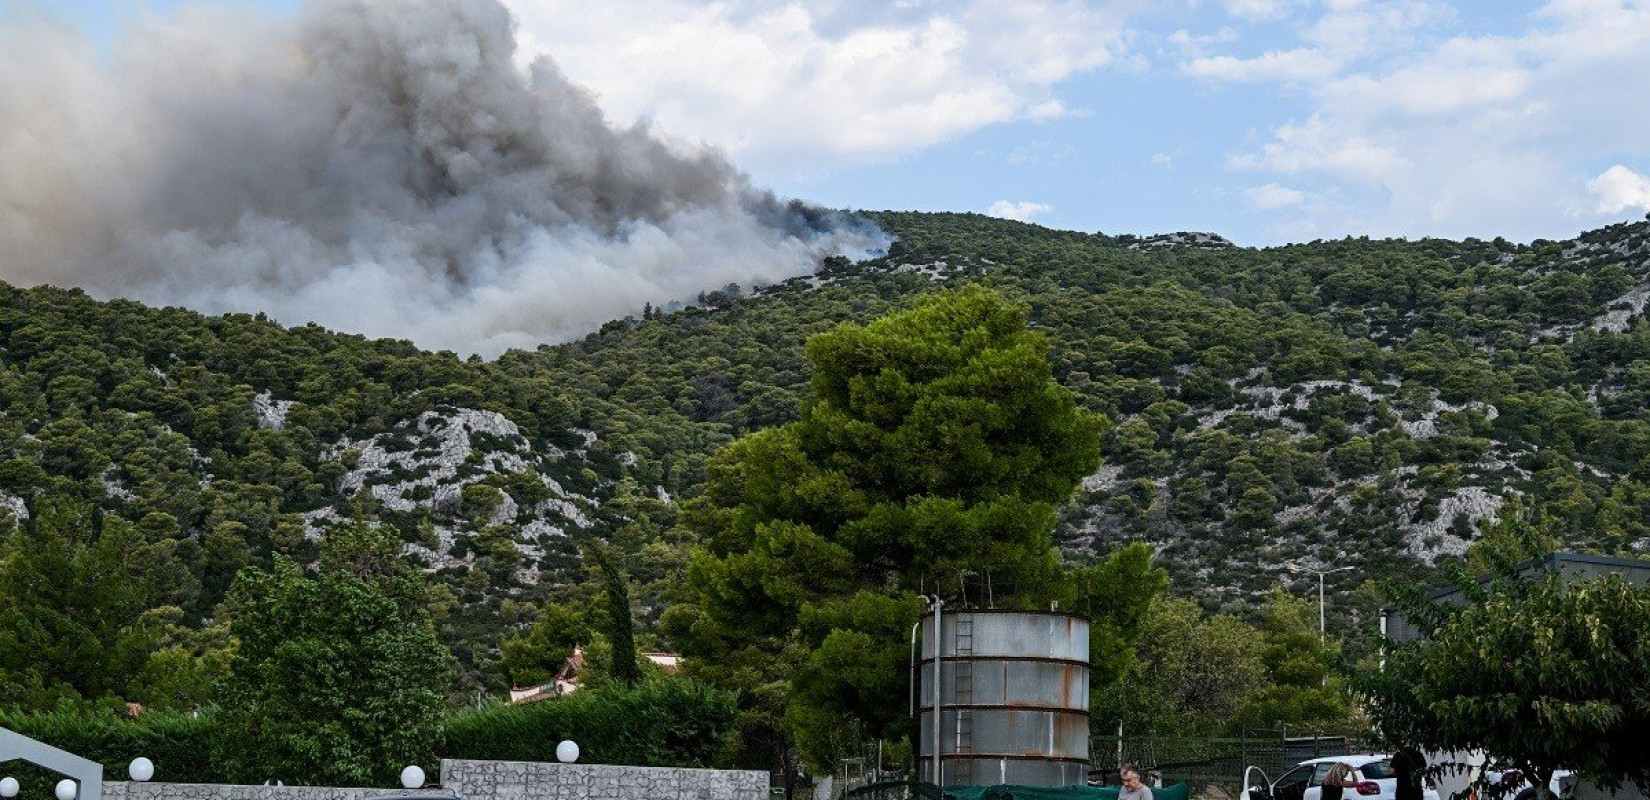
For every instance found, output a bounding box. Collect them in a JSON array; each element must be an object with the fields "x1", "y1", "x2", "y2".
[
  {"x1": 1314, "y1": 34, "x2": 1533, "y2": 120},
  {"x1": 1008, "y1": 140, "x2": 1076, "y2": 166},
  {"x1": 1026, "y1": 99, "x2": 1080, "y2": 120},
  {"x1": 1300, "y1": 0, "x2": 1453, "y2": 58},
  {"x1": 1203, "y1": 0, "x2": 1650, "y2": 239},
  {"x1": 1182, "y1": 1, "x2": 1448, "y2": 85},
  {"x1": 987, "y1": 200, "x2": 1054, "y2": 221},
  {"x1": 1167, "y1": 26, "x2": 1240, "y2": 56},
  {"x1": 1244, "y1": 182, "x2": 1305, "y2": 209},
  {"x1": 1589, "y1": 165, "x2": 1650, "y2": 214},
  {"x1": 1150, "y1": 152, "x2": 1174, "y2": 168},
  {"x1": 1217, "y1": 0, "x2": 1309, "y2": 23},
  {"x1": 501, "y1": 0, "x2": 1136, "y2": 168},
  {"x1": 1183, "y1": 48, "x2": 1341, "y2": 82},
  {"x1": 1230, "y1": 116, "x2": 1407, "y2": 183}
]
